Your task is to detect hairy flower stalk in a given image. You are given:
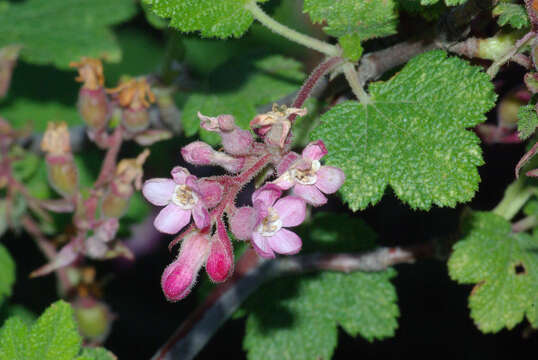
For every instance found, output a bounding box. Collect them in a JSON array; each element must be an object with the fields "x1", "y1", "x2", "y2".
[{"x1": 142, "y1": 106, "x2": 345, "y2": 301}]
